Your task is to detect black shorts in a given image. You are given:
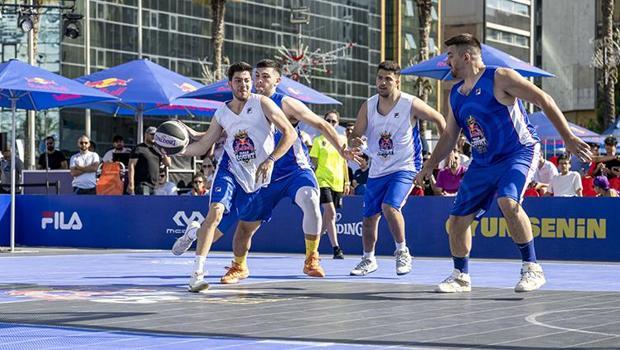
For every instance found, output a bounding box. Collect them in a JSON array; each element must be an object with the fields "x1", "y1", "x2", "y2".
[{"x1": 319, "y1": 187, "x2": 343, "y2": 208}]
